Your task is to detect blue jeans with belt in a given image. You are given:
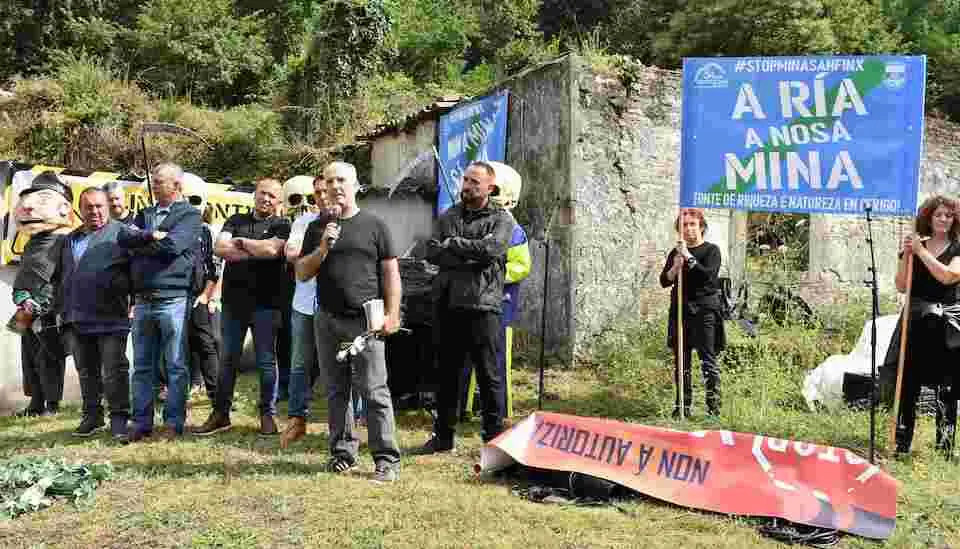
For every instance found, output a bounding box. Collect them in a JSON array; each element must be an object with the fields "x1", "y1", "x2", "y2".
[{"x1": 130, "y1": 295, "x2": 189, "y2": 434}]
